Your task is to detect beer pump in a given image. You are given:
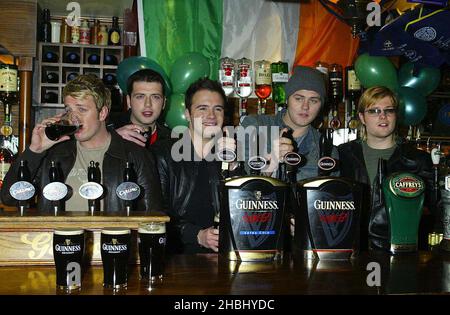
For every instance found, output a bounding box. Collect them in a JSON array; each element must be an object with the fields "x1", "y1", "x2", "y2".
[
  {"x1": 42, "y1": 161, "x2": 68, "y2": 215},
  {"x1": 295, "y1": 128, "x2": 363, "y2": 260},
  {"x1": 219, "y1": 129, "x2": 289, "y2": 262},
  {"x1": 116, "y1": 162, "x2": 140, "y2": 215},
  {"x1": 9, "y1": 160, "x2": 35, "y2": 215},
  {"x1": 79, "y1": 161, "x2": 103, "y2": 214}
]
